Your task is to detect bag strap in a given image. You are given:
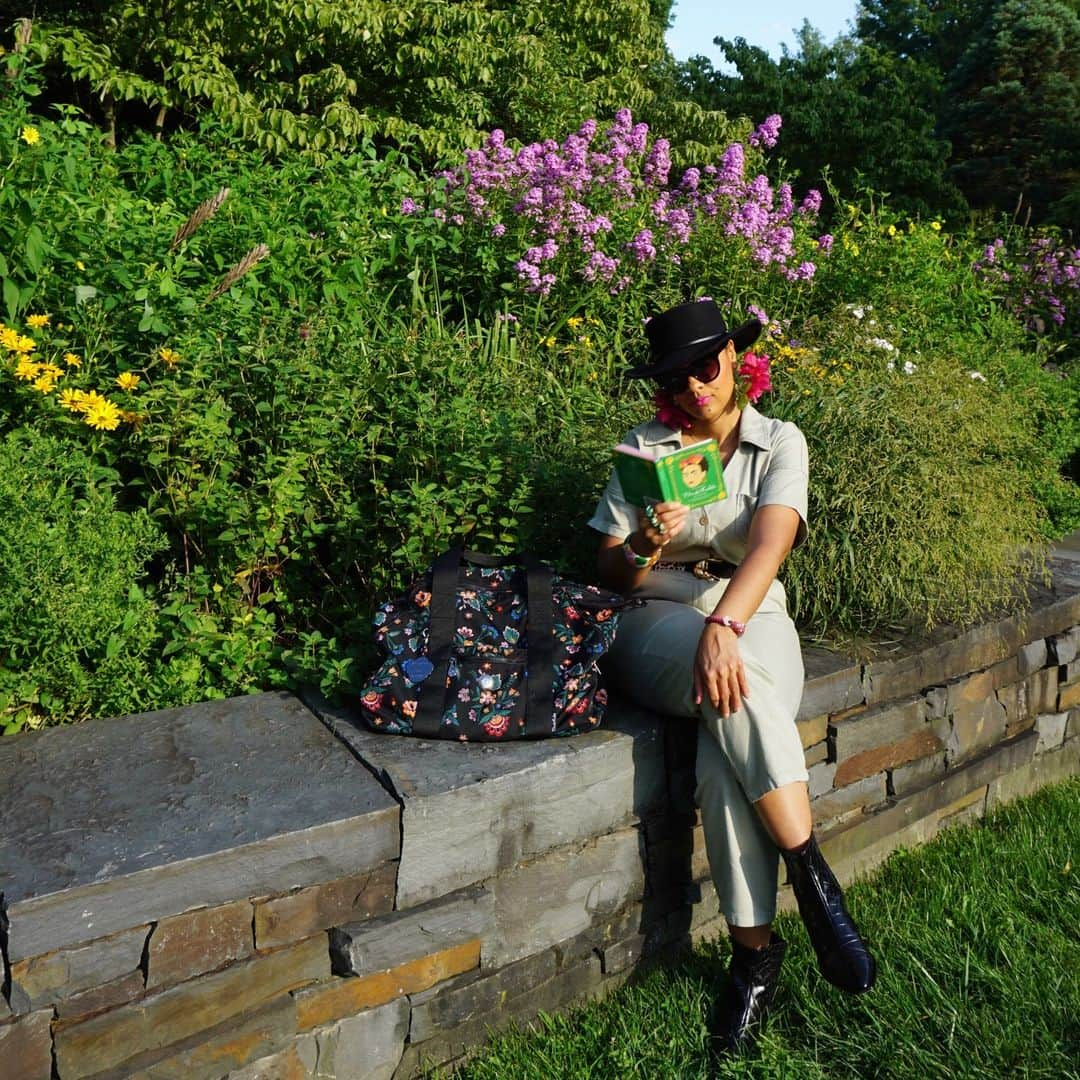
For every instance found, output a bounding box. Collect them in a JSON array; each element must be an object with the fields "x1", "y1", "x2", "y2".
[
  {"x1": 521, "y1": 555, "x2": 555, "y2": 738},
  {"x1": 411, "y1": 548, "x2": 555, "y2": 738},
  {"x1": 412, "y1": 547, "x2": 464, "y2": 737}
]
